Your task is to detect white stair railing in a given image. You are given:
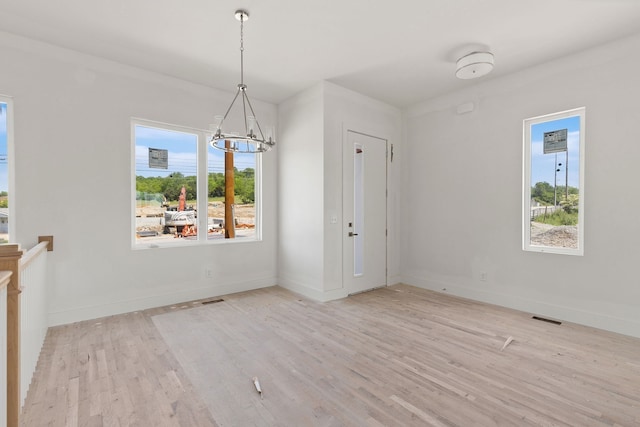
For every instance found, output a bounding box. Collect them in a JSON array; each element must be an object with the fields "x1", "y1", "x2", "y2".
[
  {"x1": 0, "y1": 236, "x2": 52, "y2": 427},
  {"x1": 18, "y1": 240, "x2": 49, "y2": 406}
]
